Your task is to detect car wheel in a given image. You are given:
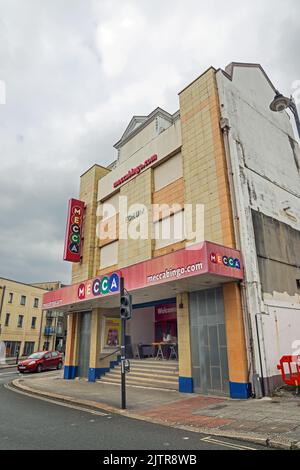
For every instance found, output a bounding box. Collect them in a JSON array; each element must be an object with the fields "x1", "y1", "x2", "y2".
[
  {"x1": 36, "y1": 364, "x2": 42, "y2": 373},
  {"x1": 57, "y1": 361, "x2": 63, "y2": 370}
]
